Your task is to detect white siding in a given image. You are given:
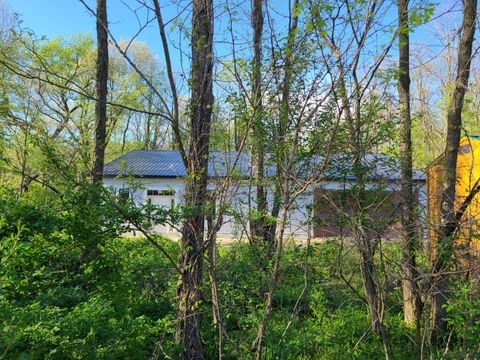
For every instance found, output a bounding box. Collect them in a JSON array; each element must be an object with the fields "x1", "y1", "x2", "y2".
[
  {"x1": 103, "y1": 177, "x2": 314, "y2": 239},
  {"x1": 103, "y1": 177, "x2": 427, "y2": 240}
]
